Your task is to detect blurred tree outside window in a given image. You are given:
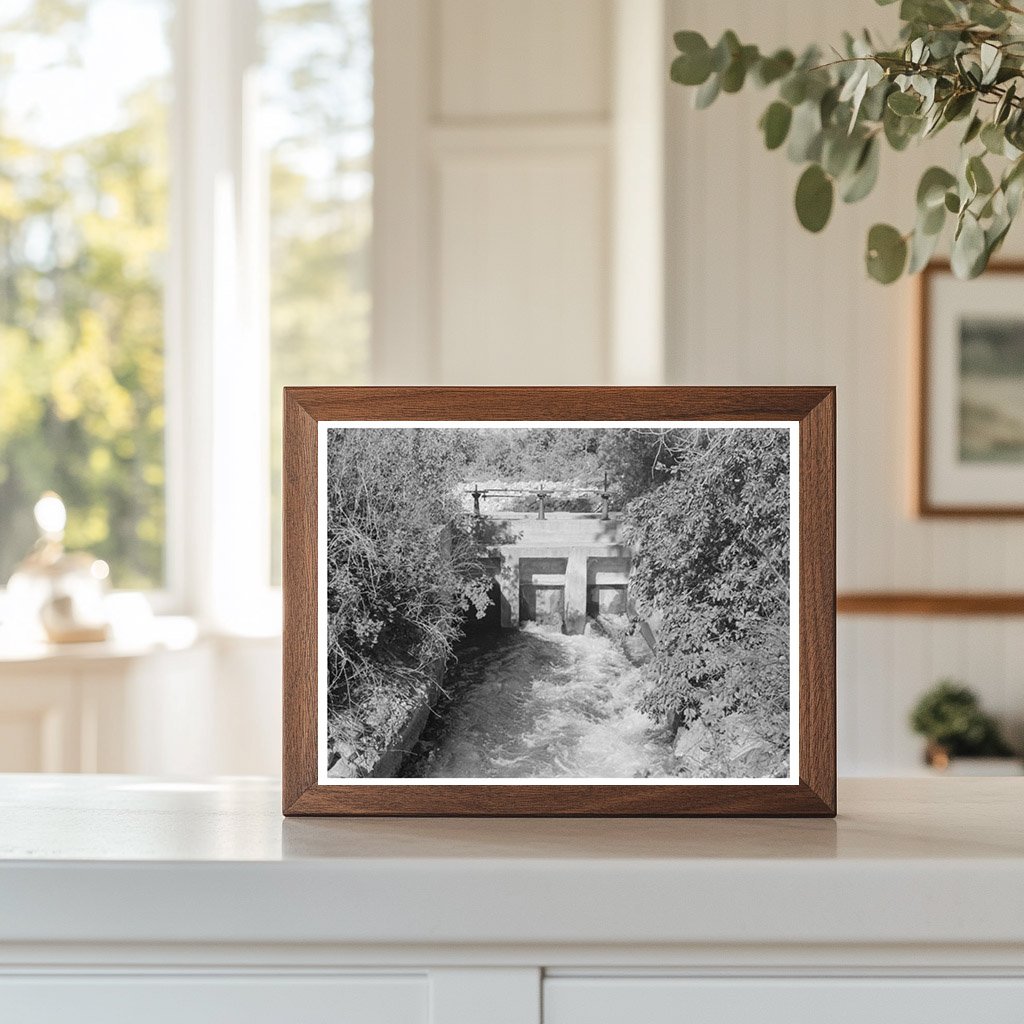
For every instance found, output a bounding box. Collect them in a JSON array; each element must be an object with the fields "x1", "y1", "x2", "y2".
[
  {"x1": 0, "y1": 0, "x2": 372, "y2": 600},
  {"x1": 0, "y1": 0, "x2": 172, "y2": 589},
  {"x1": 262, "y1": 0, "x2": 372, "y2": 583}
]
